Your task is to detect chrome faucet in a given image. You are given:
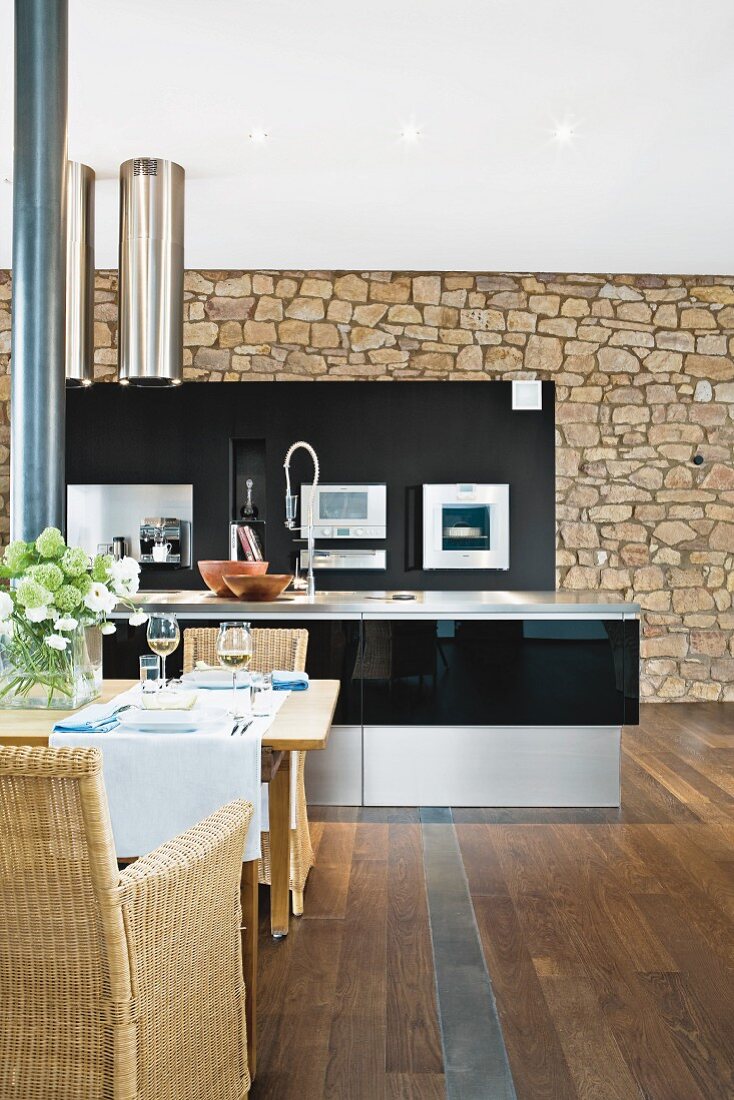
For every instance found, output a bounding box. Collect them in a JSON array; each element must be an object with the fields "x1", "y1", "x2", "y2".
[{"x1": 283, "y1": 440, "x2": 320, "y2": 601}]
